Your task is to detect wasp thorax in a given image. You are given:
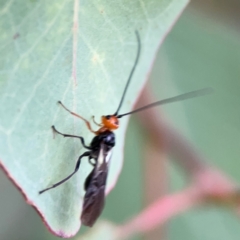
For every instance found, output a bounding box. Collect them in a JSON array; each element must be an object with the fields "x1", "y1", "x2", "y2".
[{"x1": 102, "y1": 115, "x2": 119, "y2": 130}]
